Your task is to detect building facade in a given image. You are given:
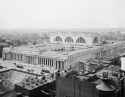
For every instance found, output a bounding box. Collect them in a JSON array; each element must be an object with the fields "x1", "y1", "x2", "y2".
[
  {"x1": 2, "y1": 32, "x2": 125, "y2": 74},
  {"x1": 2, "y1": 45, "x2": 66, "y2": 73}
]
